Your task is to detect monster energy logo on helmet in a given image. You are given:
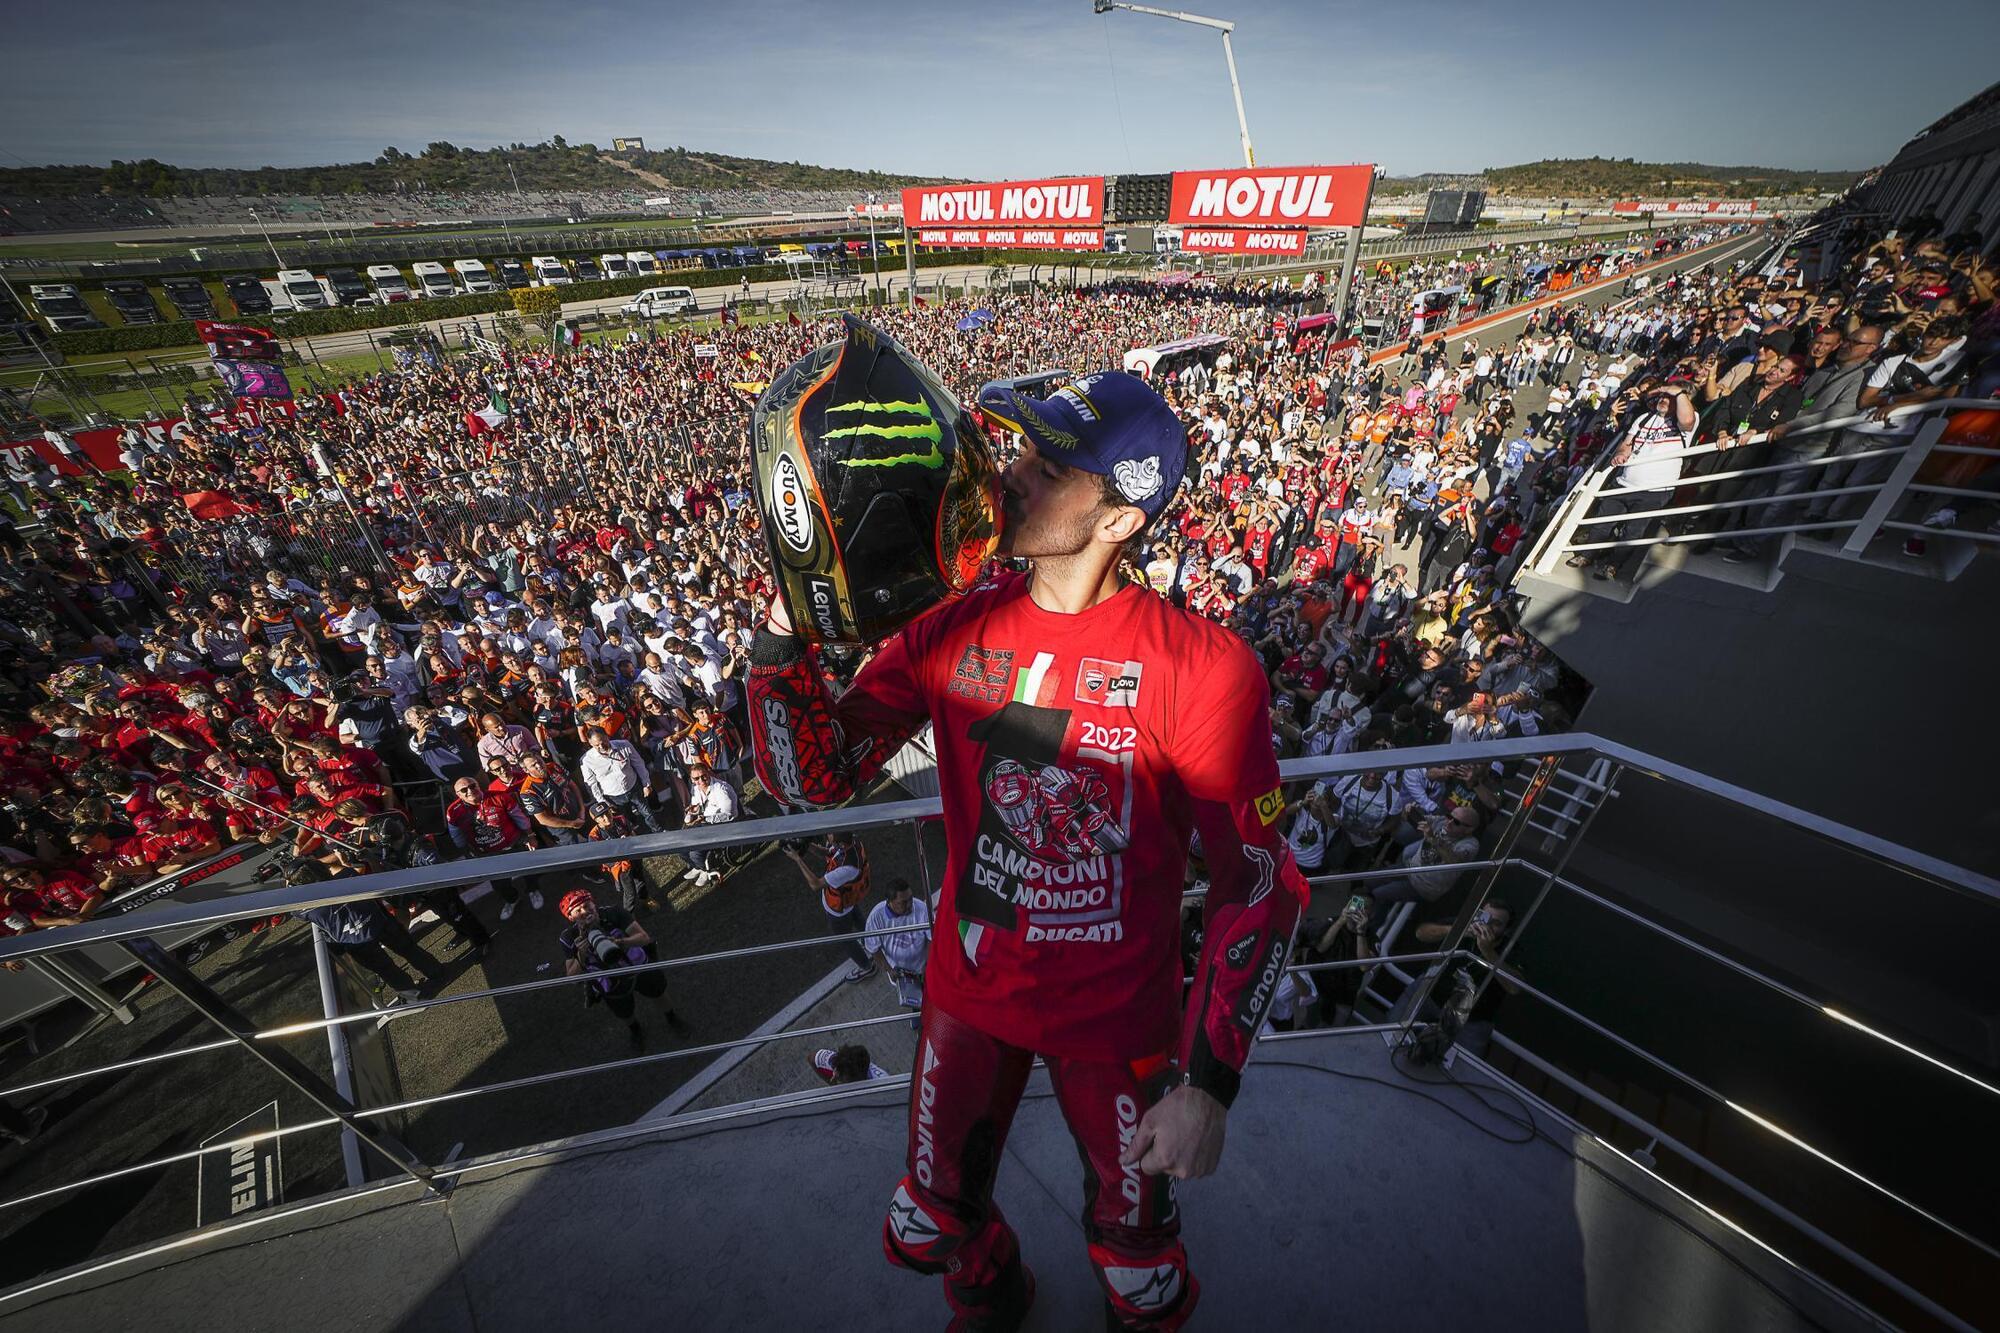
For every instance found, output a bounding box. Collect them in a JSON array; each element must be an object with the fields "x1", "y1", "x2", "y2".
[
  {"x1": 750, "y1": 314, "x2": 1001, "y2": 647},
  {"x1": 824, "y1": 400, "x2": 946, "y2": 469}
]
